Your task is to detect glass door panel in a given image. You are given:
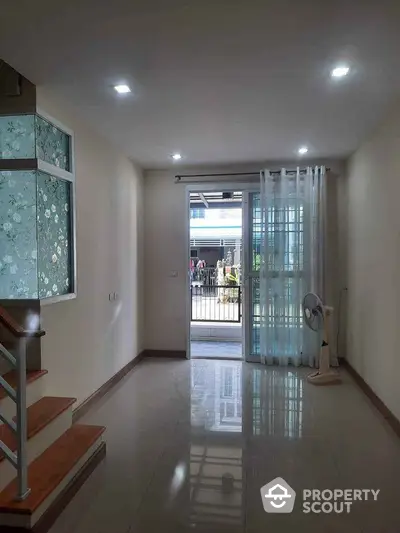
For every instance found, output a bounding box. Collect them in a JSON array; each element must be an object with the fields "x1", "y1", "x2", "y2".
[{"x1": 243, "y1": 192, "x2": 261, "y2": 362}]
